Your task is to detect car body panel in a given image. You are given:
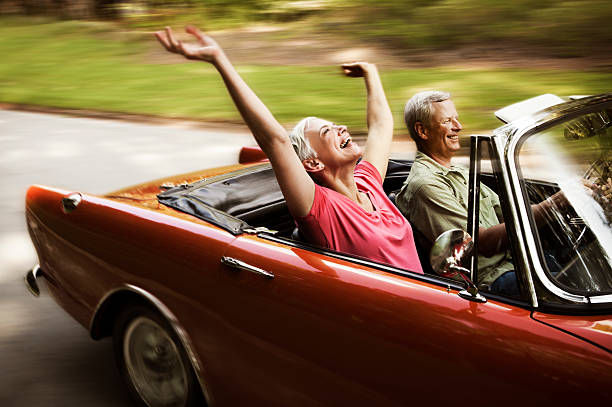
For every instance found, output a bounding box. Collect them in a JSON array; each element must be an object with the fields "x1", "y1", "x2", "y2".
[
  {"x1": 24, "y1": 94, "x2": 612, "y2": 405},
  {"x1": 26, "y1": 179, "x2": 612, "y2": 404},
  {"x1": 218, "y1": 236, "x2": 612, "y2": 404},
  {"x1": 532, "y1": 312, "x2": 612, "y2": 350},
  {"x1": 25, "y1": 183, "x2": 236, "y2": 327}
]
